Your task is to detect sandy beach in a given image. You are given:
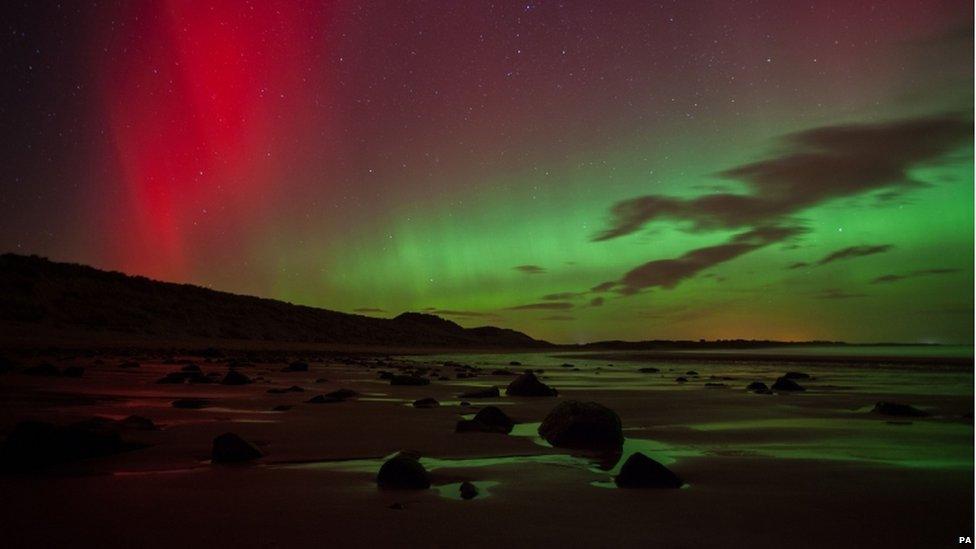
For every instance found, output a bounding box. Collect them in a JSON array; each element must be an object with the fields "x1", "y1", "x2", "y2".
[{"x1": 0, "y1": 349, "x2": 971, "y2": 548}]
